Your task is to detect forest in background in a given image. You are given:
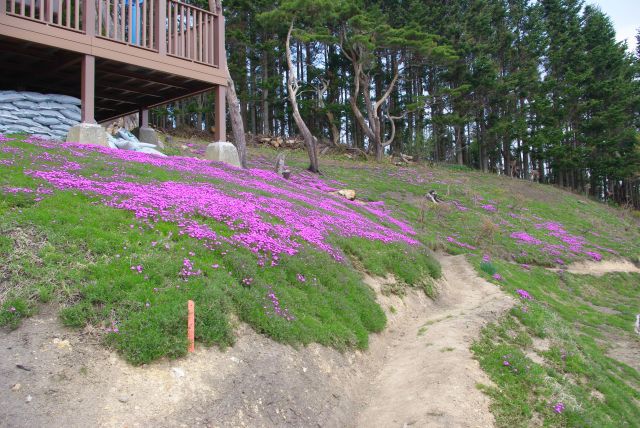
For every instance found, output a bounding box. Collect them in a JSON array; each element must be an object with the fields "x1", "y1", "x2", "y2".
[{"x1": 149, "y1": 0, "x2": 640, "y2": 208}]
